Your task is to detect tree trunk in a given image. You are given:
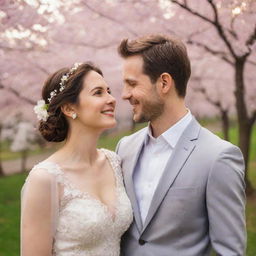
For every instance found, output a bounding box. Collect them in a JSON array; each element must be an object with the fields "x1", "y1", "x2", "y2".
[
  {"x1": 0, "y1": 160, "x2": 4, "y2": 176},
  {"x1": 220, "y1": 110, "x2": 229, "y2": 141},
  {"x1": 21, "y1": 150, "x2": 28, "y2": 173},
  {"x1": 0, "y1": 159, "x2": 4, "y2": 176},
  {"x1": 239, "y1": 123, "x2": 253, "y2": 194},
  {"x1": 234, "y1": 57, "x2": 254, "y2": 195},
  {"x1": 0, "y1": 124, "x2": 4, "y2": 176}
]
